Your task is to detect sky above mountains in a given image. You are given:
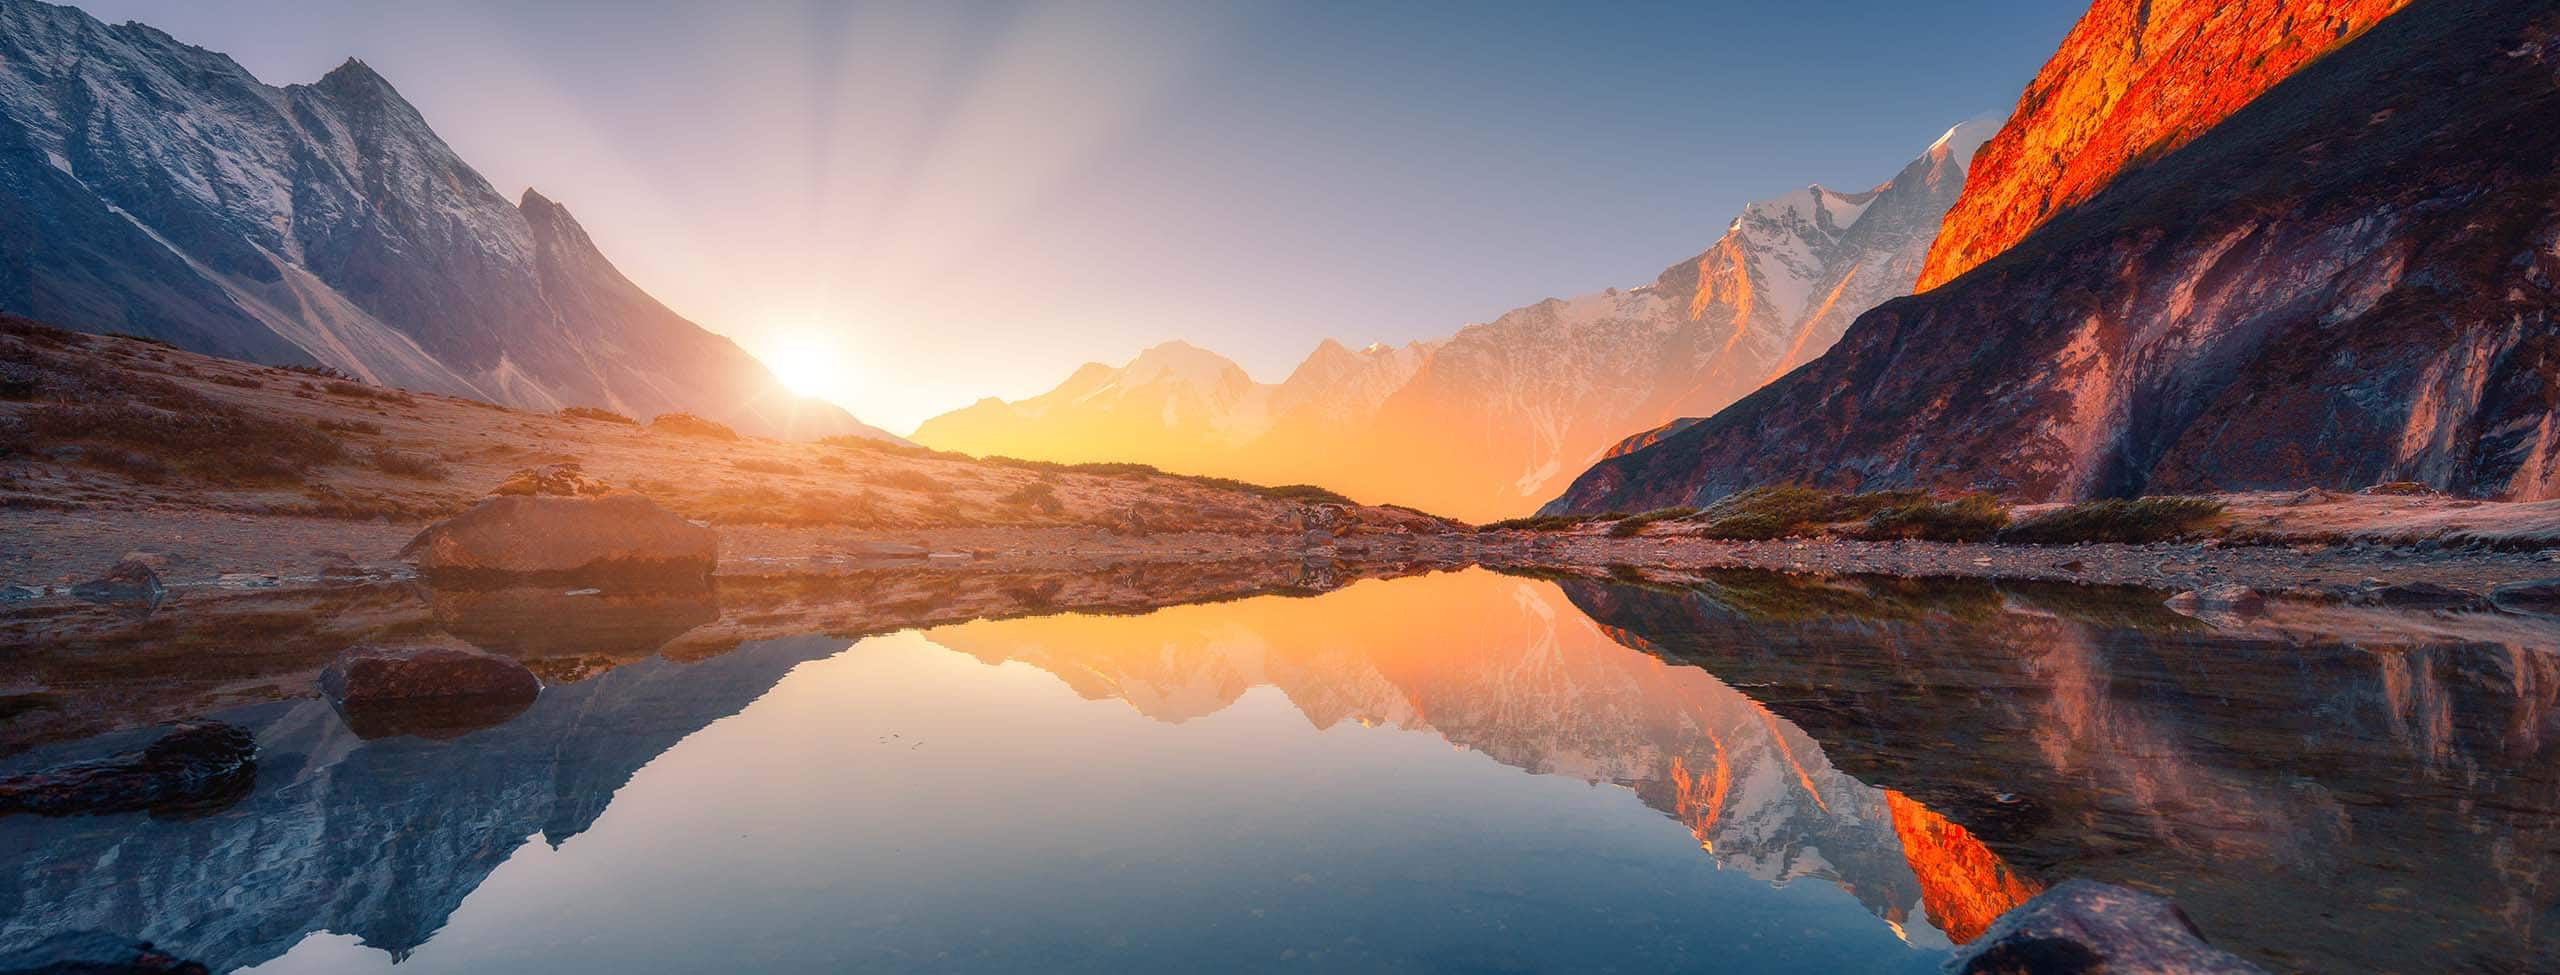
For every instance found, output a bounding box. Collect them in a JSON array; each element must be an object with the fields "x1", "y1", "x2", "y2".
[{"x1": 73, "y1": 0, "x2": 2080, "y2": 432}]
